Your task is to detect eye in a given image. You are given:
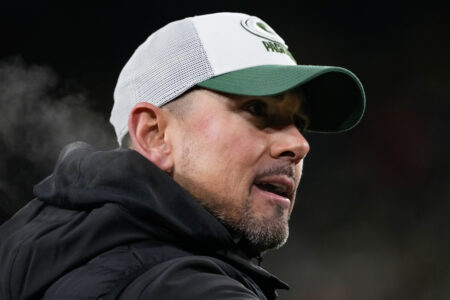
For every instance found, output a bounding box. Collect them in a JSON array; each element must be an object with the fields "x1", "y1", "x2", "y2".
[
  {"x1": 294, "y1": 114, "x2": 309, "y2": 133},
  {"x1": 243, "y1": 100, "x2": 268, "y2": 118}
]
